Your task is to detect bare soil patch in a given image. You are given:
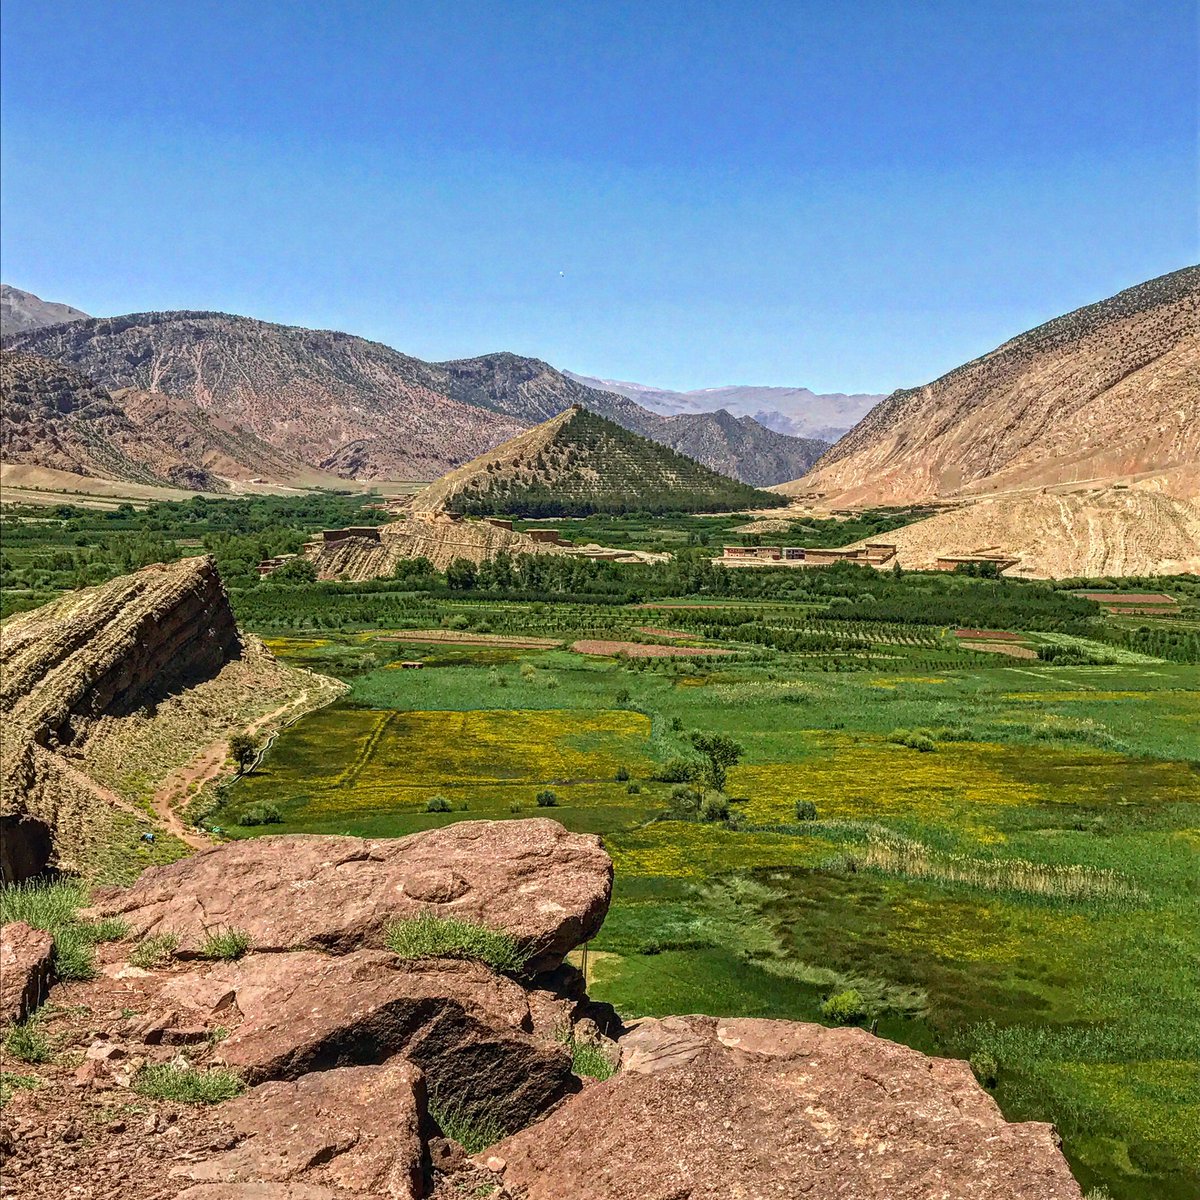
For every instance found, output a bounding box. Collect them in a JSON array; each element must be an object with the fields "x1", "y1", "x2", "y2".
[
  {"x1": 958, "y1": 640, "x2": 1039, "y2": 659},
  {"x1": 955, "y1": 629, "x2": 1024, "y2": 641},
  {"x1": 379, "y1": 630, "x2": 562, "y2": 649},
  {"x1": 571, "y1": 639, "x2": 734, "y2": 658}
]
